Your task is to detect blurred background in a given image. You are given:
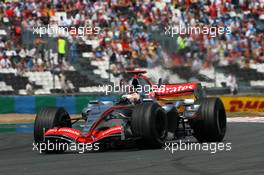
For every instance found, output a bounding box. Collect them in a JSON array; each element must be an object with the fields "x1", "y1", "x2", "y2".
[{"x1": 0, "y1": 0, "x2": 263, "y2": 97}]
